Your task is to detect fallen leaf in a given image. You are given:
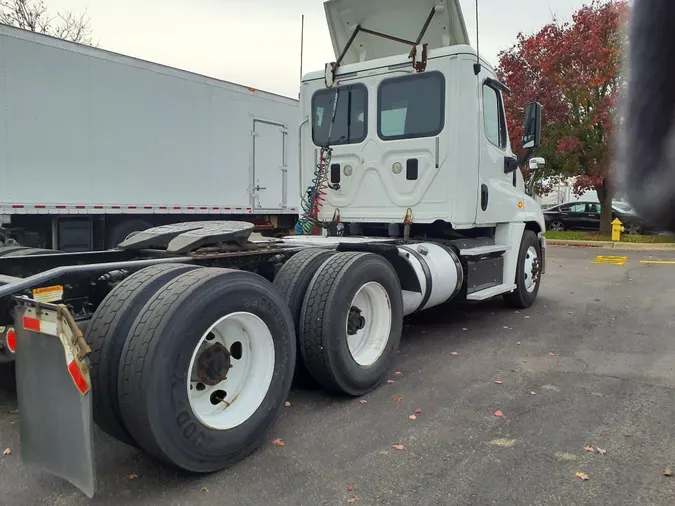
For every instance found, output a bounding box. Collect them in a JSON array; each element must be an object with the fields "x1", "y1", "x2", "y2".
[
  {"x1": 2, "y1": 448, "x2": 11, "y2": 456},
  {"x1": 576, "y1": 472, "x2": 589, "y2": 481},
  {"x1": 359, "y1": 400, "x2": 367, "y2": 405},
  {"x1": 284, "y1": 401, "x2": 291, "y2": 407},
  {"x1": 596, "y1": 447, "x2": 607, "y2": 455},
  {"x1": 451, "y1": 351, "x2": 458, "y2": 356},
  {"x1": 128, "y1": 474, "x2": 138, "y2": 480},
  {"x1": 201, "y1": 487, "x2": 209, "y2": 494},
  {"x1": 503, "y1": 326, "x2": 509, "y2": 329},
  {"x1": 348, "y1": 498, "x2": 357, "y2": 504},
  {"x1": 414, "y1": 408, "x2": 422, "y2": 414},
  {"x1": 394, "y1": 371, "x2": 402, "y2": 376},
  {"x1": 393, "y1": 396, "x2": 403, "y2": 403},
  {"x1": 392, "y1": 444, "x2": 405, "y2": 451},
  {"x1": 516, "y1": 342, "x2": 521, "y2": 345},
  {"x1": 494, "y1": 410, "x2": 503, "y2": 417},
  {"x1": 530, "y1": 391, "x2": 537, "y2": 396},
  {"x1": 490, "y1": 312, "x2": 495, "y2": 315},
  {"x1": 525, "y1": 316, "x2": 530, "y2": 319},
  {"x1": 549, "y1": 352, "x2": 555, "y2": 356},
  {"x1": 347, "y1": 486, "x2": 354, "y2": 492},
  {"x1": 462, "y1": 328, "x2": 468, "y2": 331},
  {"x1": 409, "y1": 415, "x2": 417, "y2": 420},
  {"x1": 555, "y1": 452, "x2": 577, "y2": 461},
  {"x1": 584, "y1": 445, "x2": 595, "y2": 453},
  {"x1": 665, "y1": 468, "x2": 673, "y2": 477},
  {"x1": 387, "y1": 380, "x2": 395, "y2": 384},
  {"x1": 489, "y1": 438, "x2": 516, "y2": 448},
  {"x1": 515, "y1": 311, "x2": 520, "y2": 314},
  {"x1": 570, "y1": 292, "x2": 575, "y2": 294},
  {"x1": 495, "y1": 380, "x2": 503, "y2": 385},
  {"x1": 271, "y1": 438, "x2": 285, "y2": 447}
]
